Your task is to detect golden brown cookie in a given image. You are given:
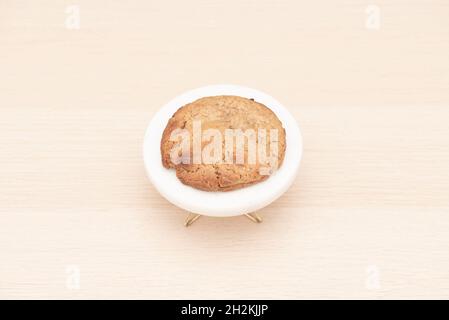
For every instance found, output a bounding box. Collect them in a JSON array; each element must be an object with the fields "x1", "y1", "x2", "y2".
[{"x1": 160, "y1": 96, "x2": 286, "y2": 191}]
